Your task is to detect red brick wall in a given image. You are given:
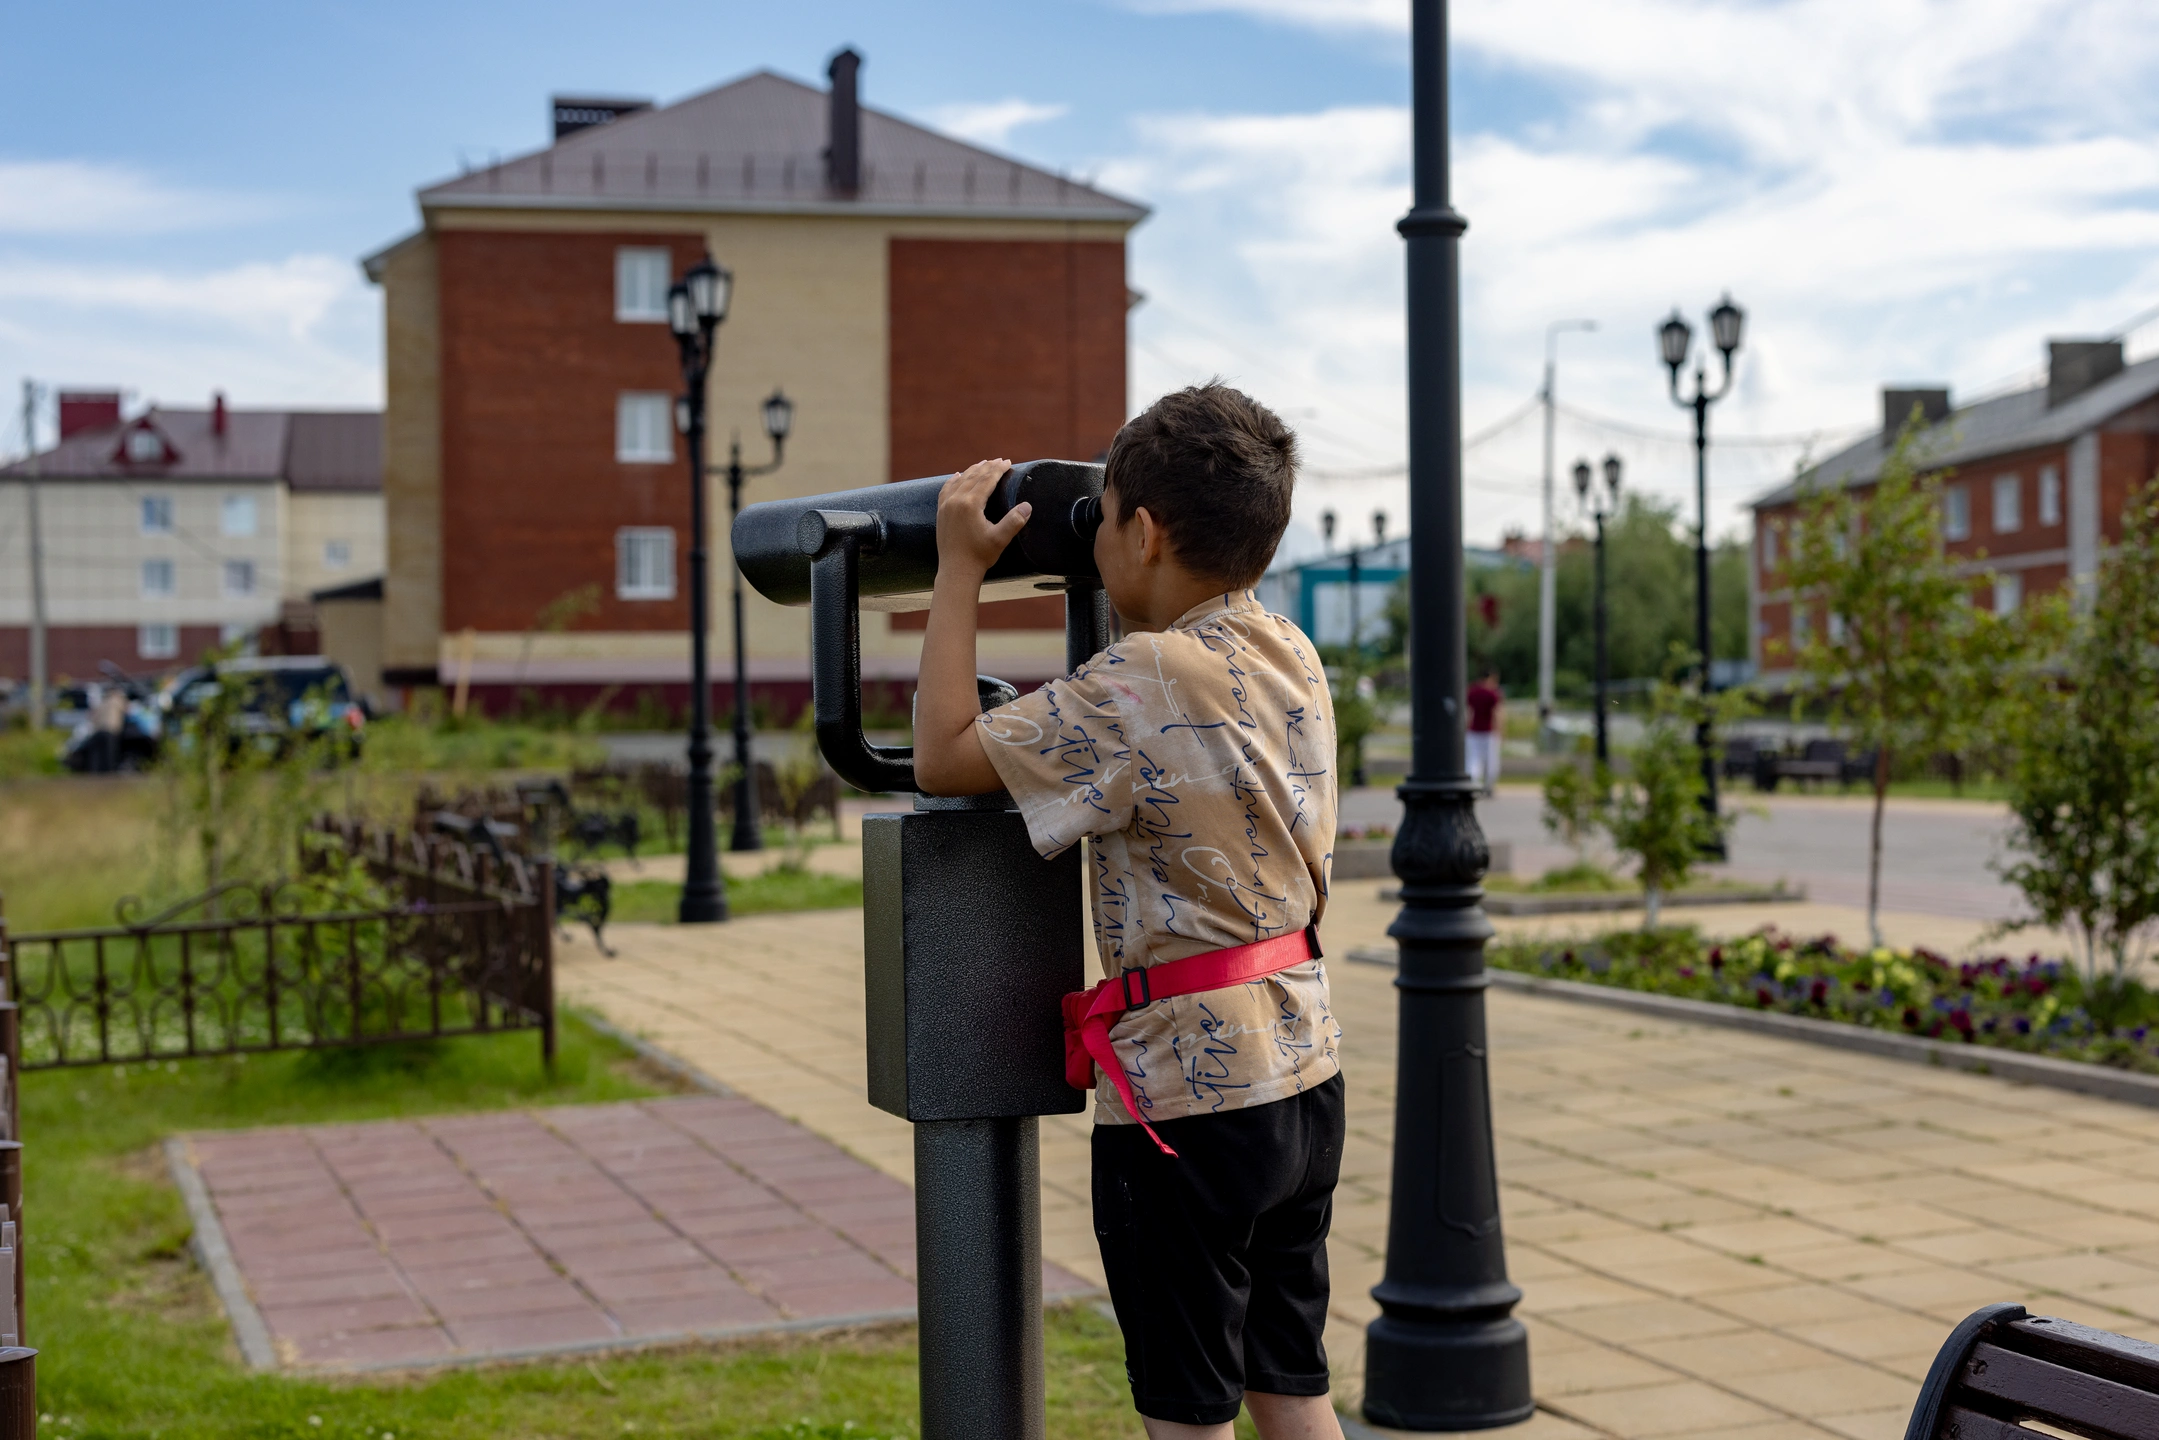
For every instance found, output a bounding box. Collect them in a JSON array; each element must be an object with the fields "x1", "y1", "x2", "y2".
[
  {"x1": 887, "y1": 237, "x2": 1128, "y2": 631},
  {"x1": 0, "y1": 625, "x2": 223, "y2": 680},
  {"x1": 437, "y1": 229, "x2": 709, "y2": 635}
]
